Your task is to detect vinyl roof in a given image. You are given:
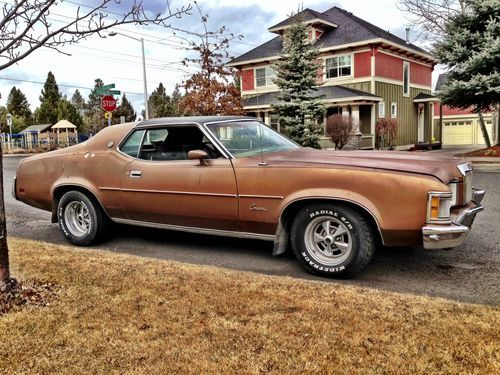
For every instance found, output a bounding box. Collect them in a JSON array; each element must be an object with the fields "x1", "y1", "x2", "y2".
[{"x1": 136, "y1": 116, "x2": 256, "y2": 127}]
